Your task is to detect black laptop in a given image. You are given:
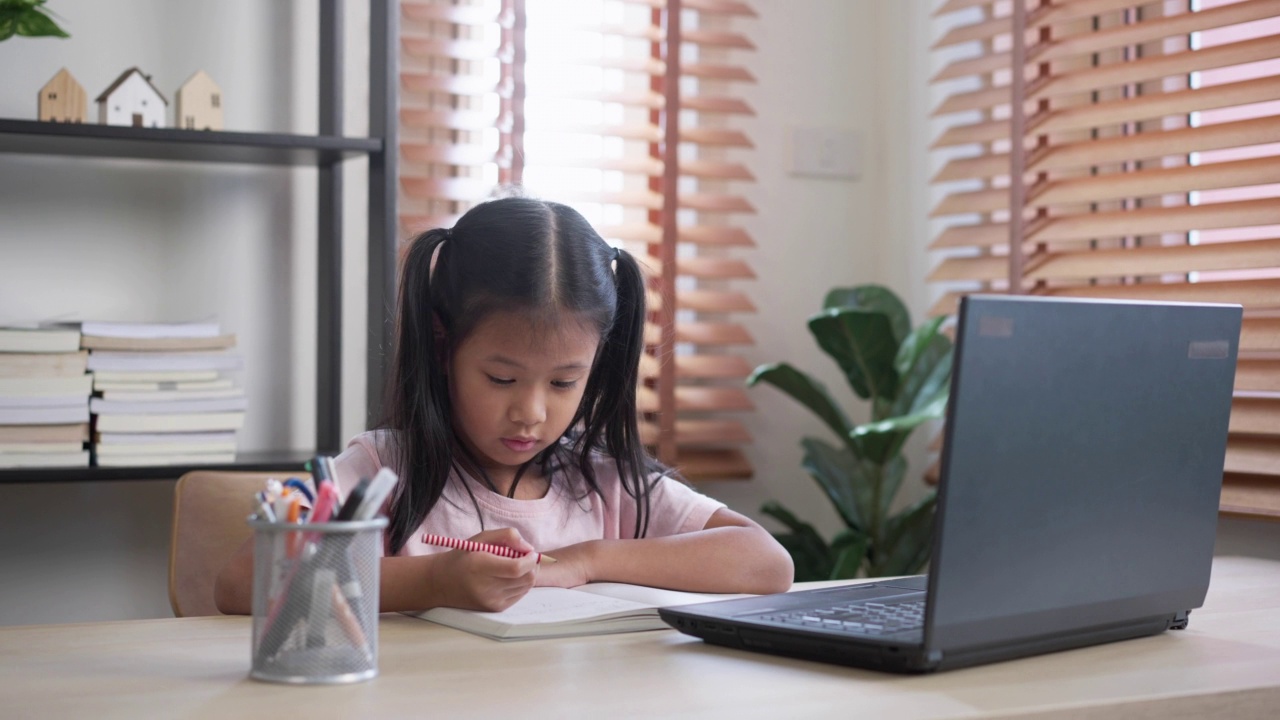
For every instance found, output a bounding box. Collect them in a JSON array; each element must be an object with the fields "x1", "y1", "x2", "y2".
[{"x1": 660, "y1": 295, "x2": 1241, "y2": 673}]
